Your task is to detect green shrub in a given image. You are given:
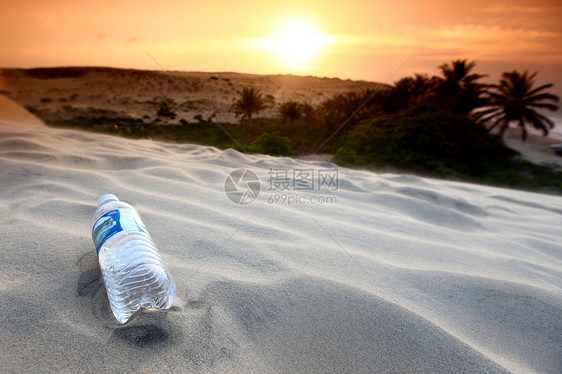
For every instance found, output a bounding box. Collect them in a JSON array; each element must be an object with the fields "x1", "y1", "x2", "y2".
[
  {"x1": 332, "y1": 146, "x2": 362, "y2": 166},
  {"x1": 338, "y1": 105, "x2": 508, "y2": 177},
  {"x1": 249, "y1": 131, "x2": 293, "y2": 156}
]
